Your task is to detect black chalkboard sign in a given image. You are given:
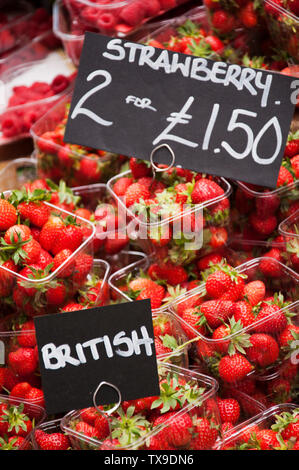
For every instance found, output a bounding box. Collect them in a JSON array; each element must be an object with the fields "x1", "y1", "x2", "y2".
[
  {"x1": 64, "y1": 33, "x2": 297, "y2": 188},
  {"x1": 34, "y1": 300, "x2": 160, "y2": 415}
]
